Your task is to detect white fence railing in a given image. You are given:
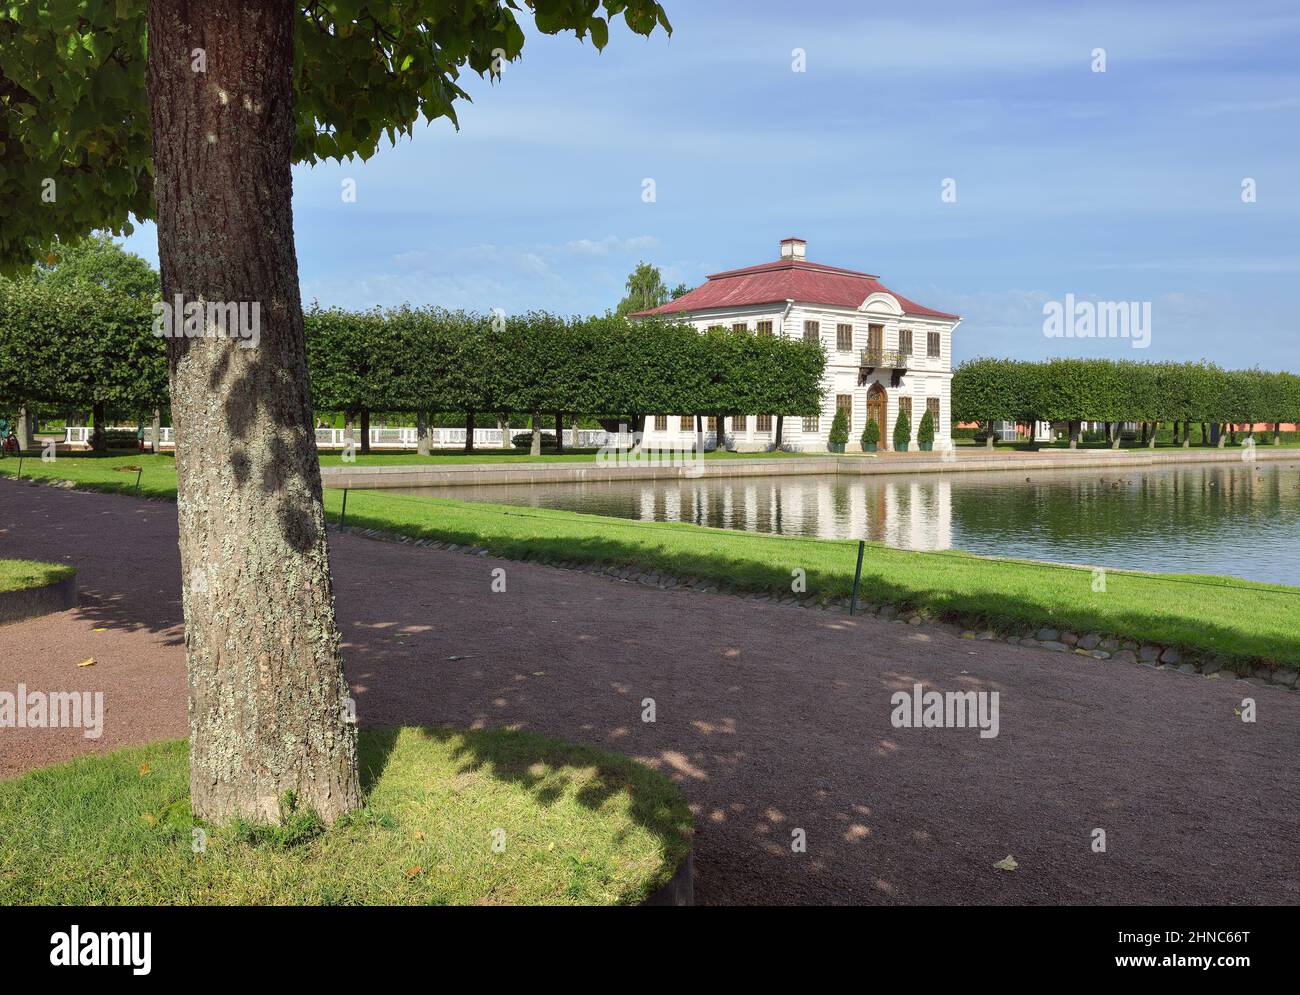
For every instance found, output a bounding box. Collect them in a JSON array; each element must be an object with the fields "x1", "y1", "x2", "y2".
[
  {"x1": 63, "y1": 426, "x2": 175, "y2": 446},
  {"x1": 63, "y1": 426, "x2": 629, "y2": 450}
]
